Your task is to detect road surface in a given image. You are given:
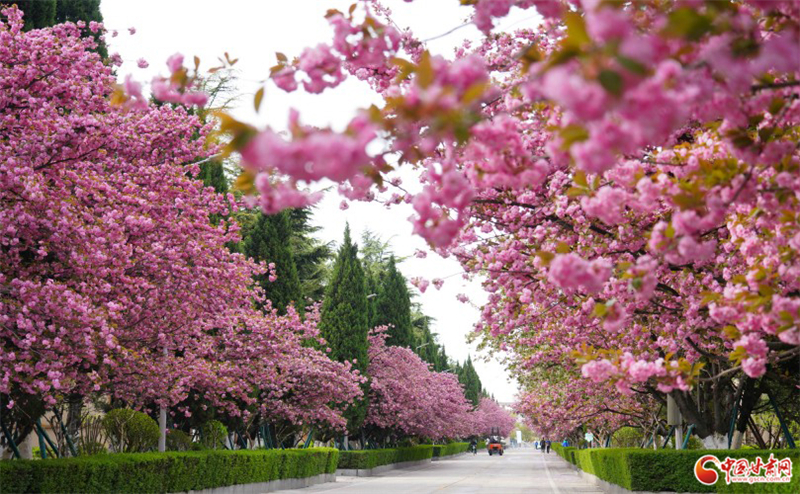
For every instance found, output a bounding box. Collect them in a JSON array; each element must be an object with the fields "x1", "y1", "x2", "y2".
[{"x1": 274, "y1": 448, "x2": 603, "y2": 493}]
